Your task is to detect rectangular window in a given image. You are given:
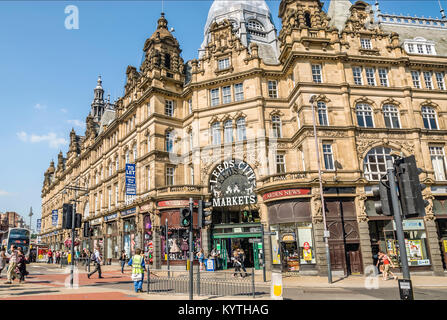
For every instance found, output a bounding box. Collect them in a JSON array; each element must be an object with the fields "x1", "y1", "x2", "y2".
[
  {"x1": 147, "y1": 102, "x2": 151, "y2": 118},
  {"x1": 299, "y1": 147, "x2": 306, "y2": 171},
  {"x1": 423, "y1": 71, "x2": 433, "y2": 89},
  {"x1": 189, "y1": 131, "x2": 193, "y2": 151},
  {"x1": 268, "y1": 80, "x2": 278, "y2": 98},
  {"x1": 147, "y1": 166, "x2": 151, "y2": 190},
  {"x1": 115, "y1": 184, "x2": 118, "y2": 205},
  {"x1": 378, "y1": 68, "x2": 389, "y2": 87},
  {"x1": 218, "y1": 57, "x2": 230, "y2": 70},
  {"x1": 426, "y1": 45, "x2": 433, "y2": 54},
  {"x1": 352, "y1": 67, "x2": 363, "y2": 85},
  {"x1": 436, "y1": 72, "x2": 445, "y2": 90},
  {"x1": 234, "y1": 83, "x2": 244, "y2": 101},
  {"x1": 311, "y1": 64, "x2": 322, "y2": 83},
  {"x1": 276, "y1": 154, "x2": 286, "y2": 174},
  {"x1": 417, "y1": 44, "x2": 424, "y2": 54},
  {"x1": 210, "y1": 88, "x2": 220, "y2": 106},
  {"x1": 108, "y1": 188, "x2": 111, "y2": 210},
  {"x1": 360, "y1": 38, "x2": 372, "y2": 49},
  {"x1": 222, "y1": 86, "x2": 231, "y2": 104},
  {"x1": 188, "y1": 99, "x2": 192, "y2": 114},
  {"x1": 165, "y1": 100, "x2": 174, "y2": 116},
  {"x1": 190, "y1": 166, "x2": 194, "y2": 185},
  {"x1": 322, "y1": 144, "x2": 334, "y2": 170},
  {"x1": 430, "y1": 146, "x2": 447, "y2": 181},
  {"x1": 365, "y1": 67, "x2": 376, "y2": 86},
  {"x1": 407, "y1": 43, "x2": 414, "y2": 53},
  {"x1": 411, "y1": 71, "x2": 421, "y2": 88},
  {"x1": 166, "y1": 166, "x2": 175, "y2": 186}
]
